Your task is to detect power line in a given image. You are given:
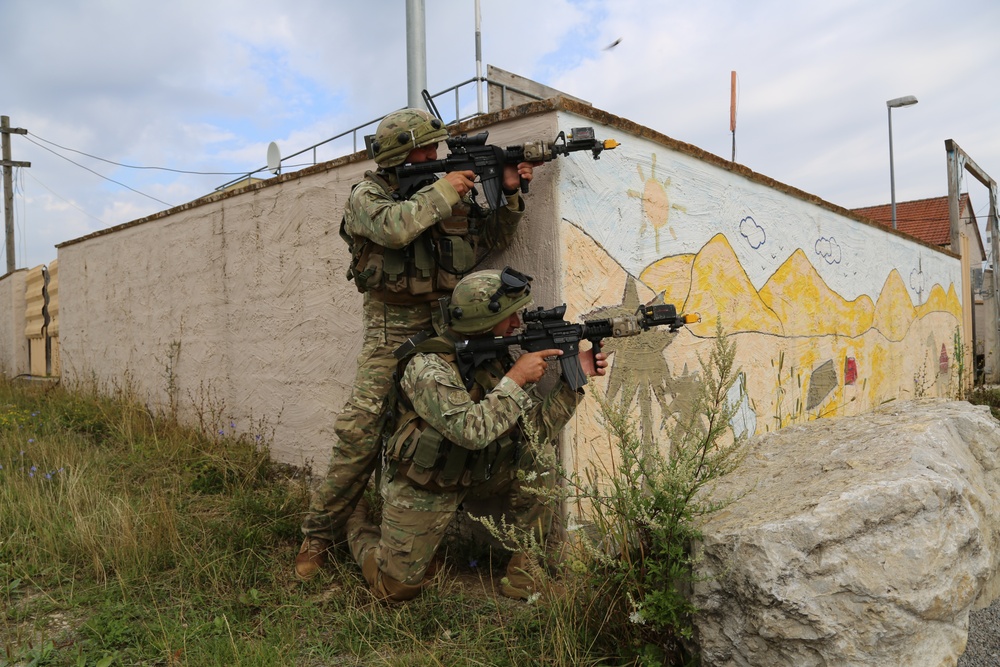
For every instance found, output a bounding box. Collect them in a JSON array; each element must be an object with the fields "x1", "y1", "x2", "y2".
[
  {"x1": 22, "y1": 135, "x2": 173, "y2": 208},
  {"x1": 27, "y1": 132, "x2": 251, "y2": 176},
  {"x1": 23, "y1": 170, "x2": 108, "y2": 226}
]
